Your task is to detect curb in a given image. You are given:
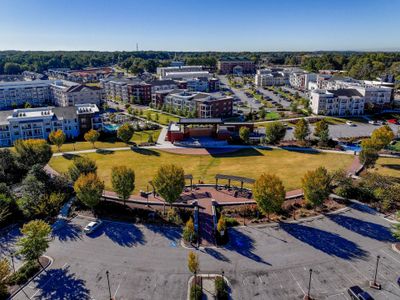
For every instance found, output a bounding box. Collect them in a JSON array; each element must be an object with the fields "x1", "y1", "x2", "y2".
[
  {"x1": 186, "y1": 273, "x2": 232, "y2": 300},
  {"x1": 8, "y1": 255, "x2": 53, "y2": 300},
  {"x1": 392, "y1": 243, "x2": 400, "y2": 255}
]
